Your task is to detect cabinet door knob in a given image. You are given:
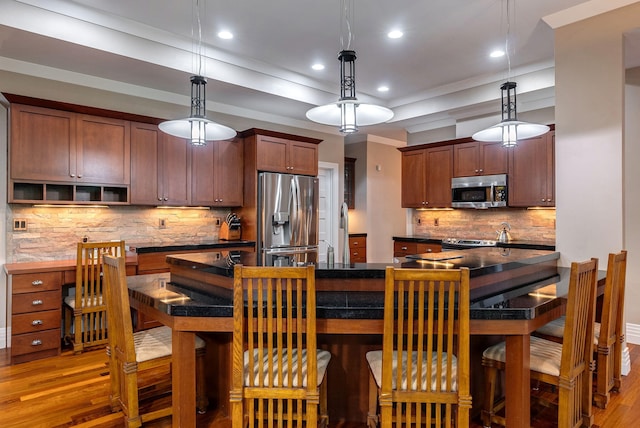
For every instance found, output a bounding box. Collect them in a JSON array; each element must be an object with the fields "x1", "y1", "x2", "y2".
[
  {"x1": 32, "y1": 299, "x2": 43, "y2": 306},
  {"x1": 164, "y1": 197, "x2": 168, "y2": 201},
  {"x1": 70, "y1": 173, "x2": 76, "y2": 177},
  {"x1": 31, "y1": 339, "x2": 42, "y2": 346},
  {"x1": 32, "y1": 319, "x2": 43, "y2": 326},
  {"x1": 31, "y1": 280, "x2": 43, "y2": 286},
  {"x1": 427, "y1": 249, "x2": 432, "y2": 253},
  {"x1": 77, "y1": 174, "x2": 83, "y2": 178}
]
